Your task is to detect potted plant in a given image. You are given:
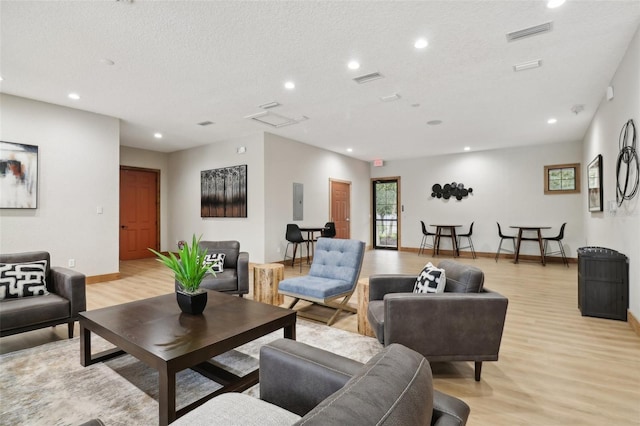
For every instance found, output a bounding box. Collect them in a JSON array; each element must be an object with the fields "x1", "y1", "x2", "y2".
[{"x1": 149, "y1": 234, "x2": 214, "y2": 314}]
